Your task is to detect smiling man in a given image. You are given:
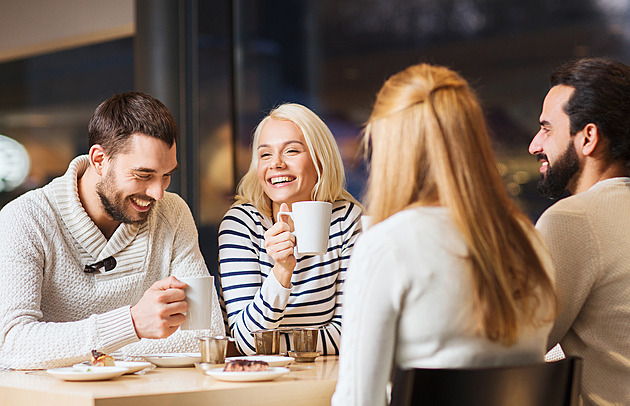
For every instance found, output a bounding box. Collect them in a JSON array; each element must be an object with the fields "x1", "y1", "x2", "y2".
[
  {"x1": 0, "y1": 92, "x2": 224, "y2": 370},
  {"x1": 529, "y1": 58, "x2": 630, "y2": 405}
]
